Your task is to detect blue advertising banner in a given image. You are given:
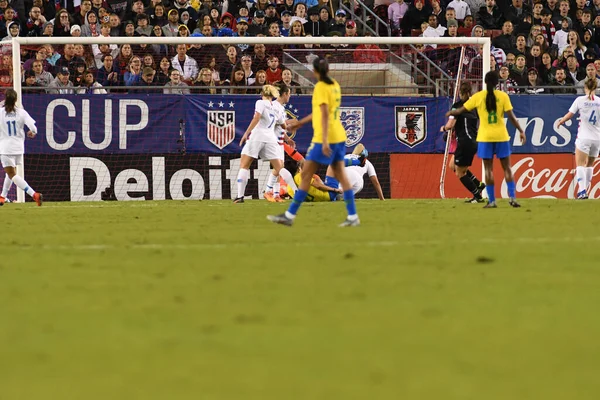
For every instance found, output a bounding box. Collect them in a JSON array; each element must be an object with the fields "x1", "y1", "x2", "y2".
[{"x1": 22, "y1": 94, "x2": 579, "y2": 155}]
